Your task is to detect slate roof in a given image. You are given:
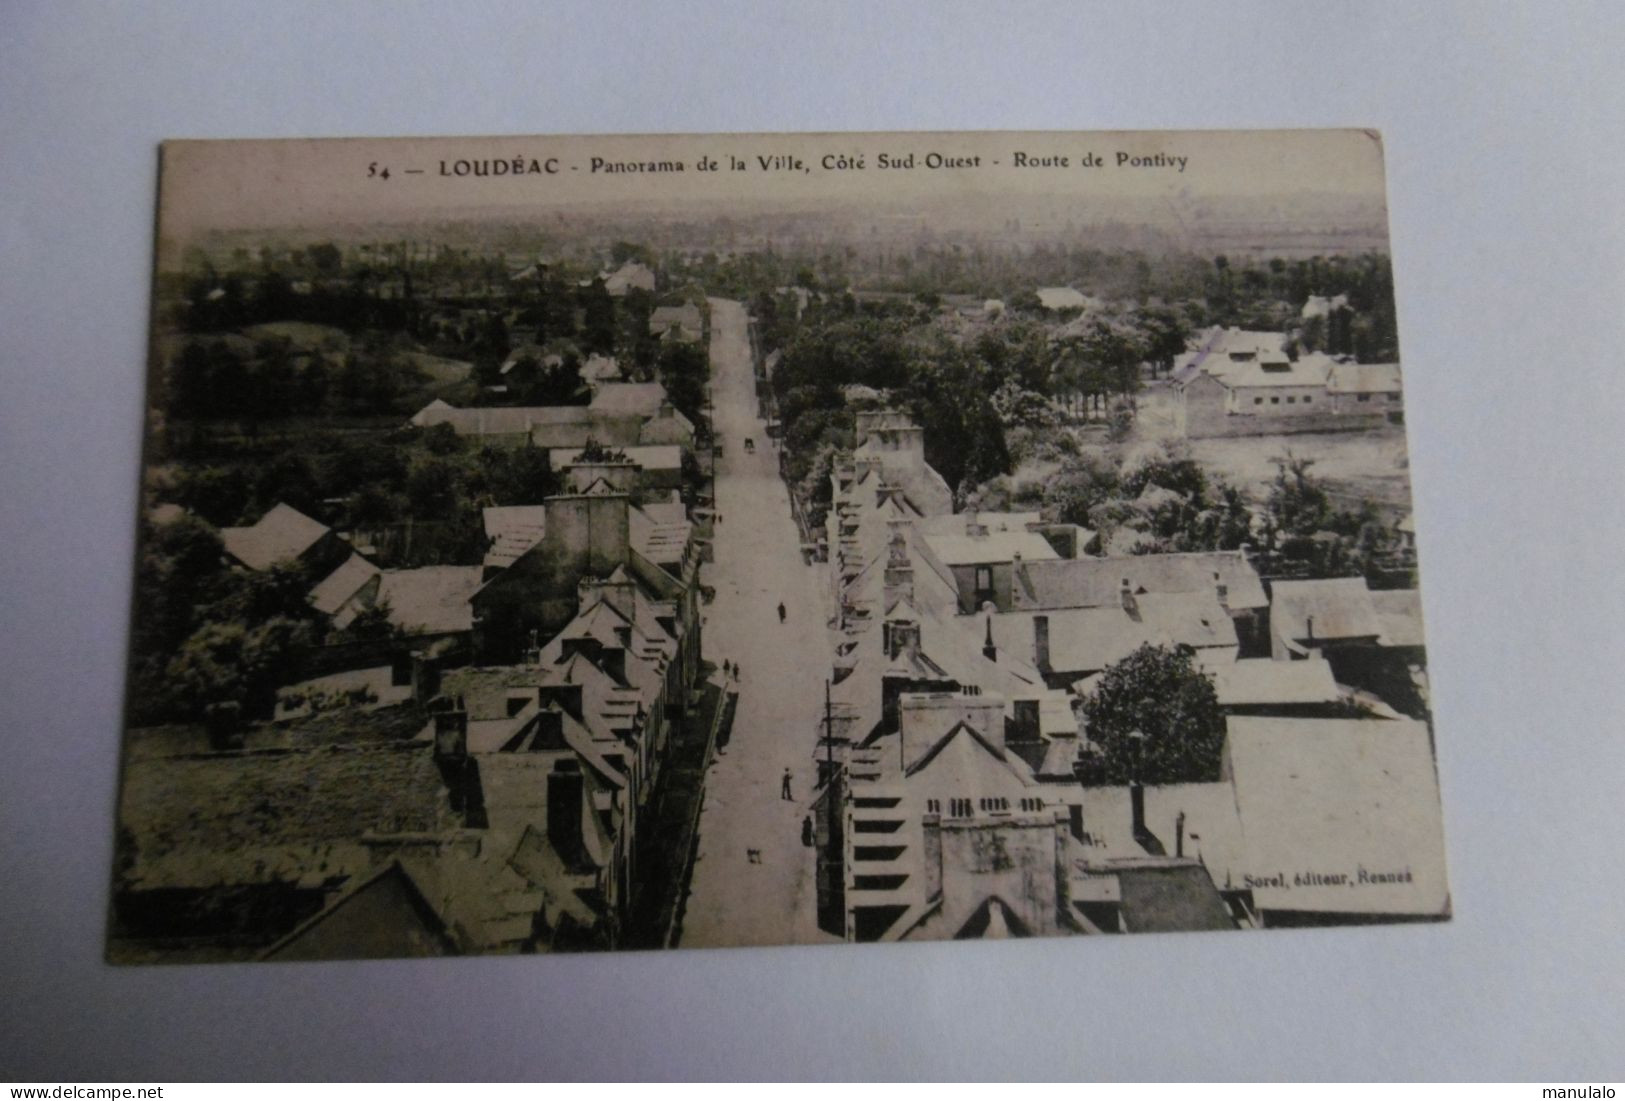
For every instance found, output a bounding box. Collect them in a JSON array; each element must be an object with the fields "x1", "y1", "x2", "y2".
[
  {"x1": 630, "y1": 504, "x2": 692, "y2": 567},
  {"x1": 1222, "y1": 352, "x2": 1334, "y2": 390},
  {"x1": 221, "y1": 503, "x2": 330, "y2": 571},
  {"x1": 260, "y1": 860, "x2": 459, "y2": 960},
  {"x1": 1202, "y1": 656, "x2": 1341, "y2": 707},
  {"x1": 1171, "y1": 327, "x2": 1288, "y2": 382},
  {"x1": 1116, "y1": 862, "x2": 1236, "y2": 933},
  {"x1": 1327, "y1": 362, "x2": 1403, "y2": 395},
  {"x1": 919, "y1": 529, "x2": 1059, "y2": 567},
  {"x1": 1271, "y1": 577, "x2": 1383, "y2": 646},
  {"x1": 589, "y1": 381, "x2": 671, "y2": 418},
  {"x1": 309, "y1": 553, "x2": 380, "y2": 616},
  {"x1": 481, "y1": 506, "x2": 548, "y2": 571},
  {"x1": 1011, "y1": 552, "x2": 1267, "y2": 612},
  {"x1": 1371, "y1": 589, "x2": 1426, "y2": 648},
  {"x1": 117, "y1": 740, "x2": 452, "y2": 890},
  {"x1": 983, "y1": 593, "x2": 1238, "y2": 677},
  {"x1": 377, "y1": 566, "x2": 484, "y2": 635}
]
